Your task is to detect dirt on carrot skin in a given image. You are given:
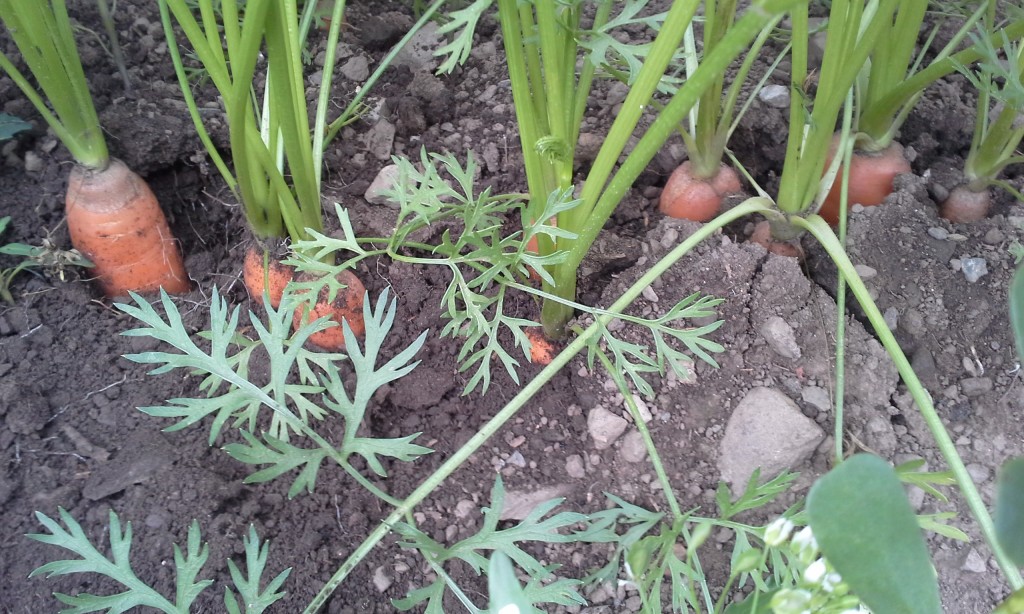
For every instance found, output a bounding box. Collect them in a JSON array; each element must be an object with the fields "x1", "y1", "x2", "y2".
[{"x1": 0, "y1": 2, "x2": 1023, "y2": 613}]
